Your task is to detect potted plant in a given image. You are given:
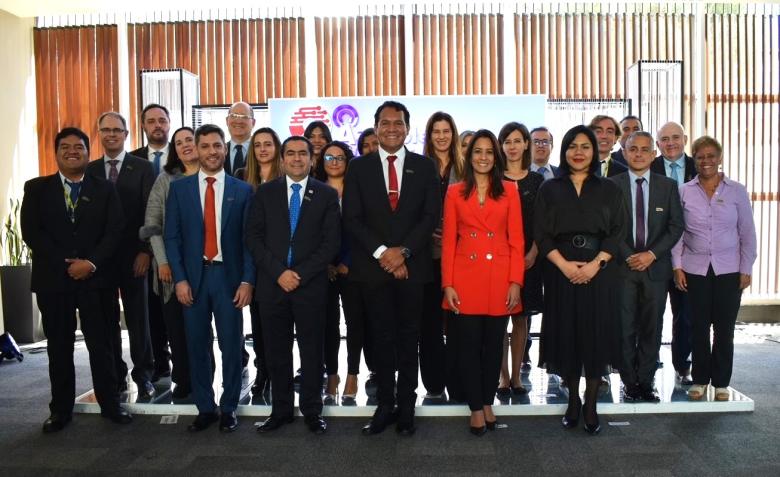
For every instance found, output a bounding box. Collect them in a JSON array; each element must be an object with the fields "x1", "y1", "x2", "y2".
[{"x1": 0, "y1": 198, "x2": 42, "y2": 343}]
